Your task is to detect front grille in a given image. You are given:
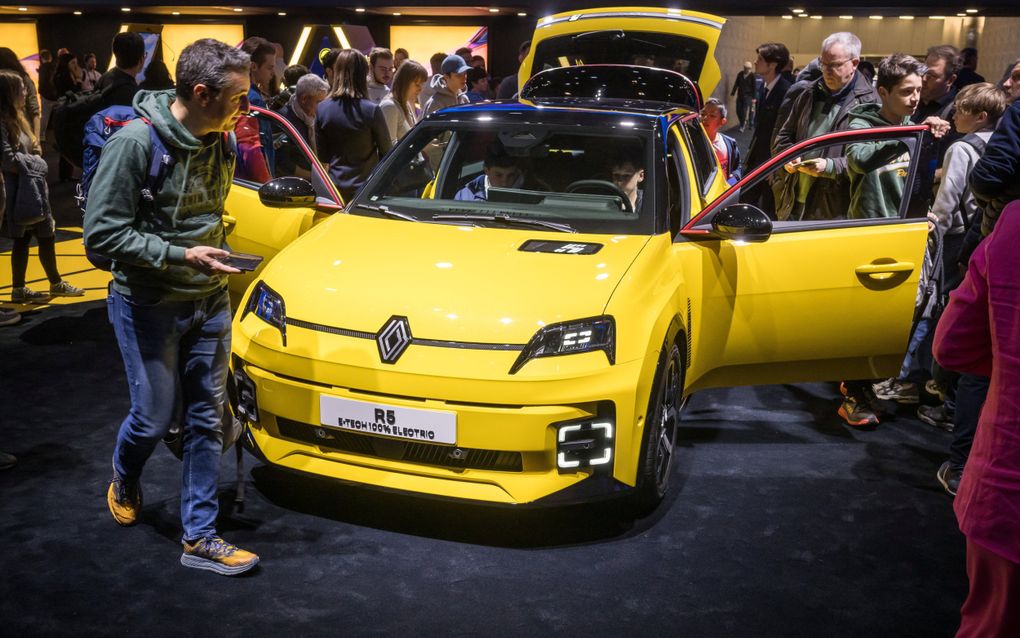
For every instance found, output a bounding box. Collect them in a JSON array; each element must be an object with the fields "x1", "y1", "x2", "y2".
[{"x1": 276, "y1": 417, "x2": 524, "y2": 472}]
